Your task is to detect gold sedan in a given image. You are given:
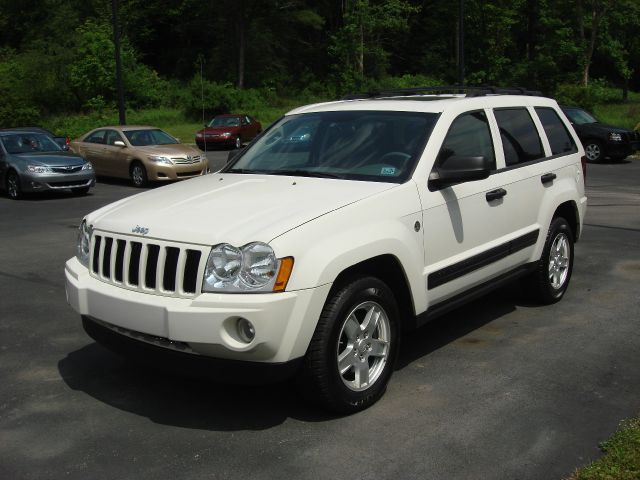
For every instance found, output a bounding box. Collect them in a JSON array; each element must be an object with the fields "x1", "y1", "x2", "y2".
[{"x1": 70, "y1": 126, "x2": 208, "y2": 187}]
